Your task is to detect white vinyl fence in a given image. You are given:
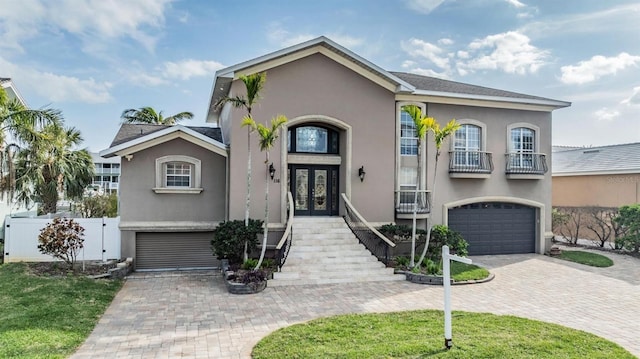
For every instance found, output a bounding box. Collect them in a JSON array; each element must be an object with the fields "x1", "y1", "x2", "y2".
[{"x1": 3, "y1": 217, "x2": 120, "y2": 263}]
